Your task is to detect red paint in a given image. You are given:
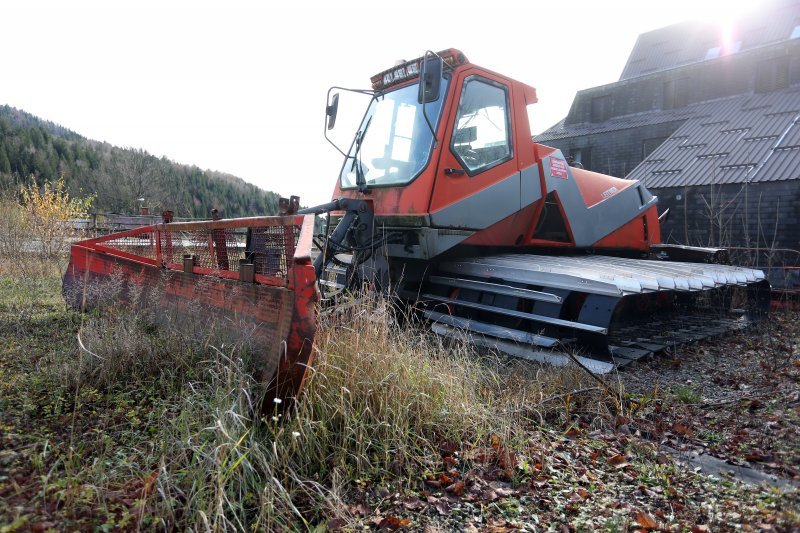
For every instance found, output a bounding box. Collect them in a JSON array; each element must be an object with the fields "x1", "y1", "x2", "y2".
[
  {"x1": 592, "y1": 205, "x2": 661, "y2": 250},
  {"x1": 63, "y1": 214, "x2": 319, "y2": 409},
  {"x1": 332, "y1": 51, "x2": 660, "y2": 254},
  {"x1": 571, "y1": 167, "x2": 636, "y2": 208}
]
